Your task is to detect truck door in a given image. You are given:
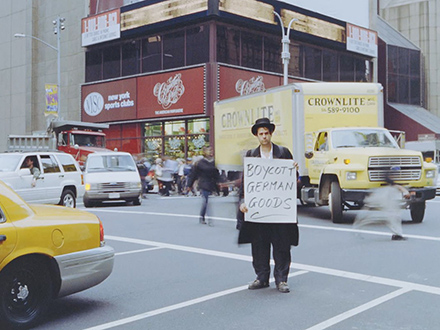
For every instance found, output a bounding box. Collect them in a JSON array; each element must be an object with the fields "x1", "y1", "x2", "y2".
[
  {"x1": 39, "y1": 154, "x2": 63, "y2": 204},
  {"x1": 308, "y1": 132, "x2": 330, "y2": 184}
]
